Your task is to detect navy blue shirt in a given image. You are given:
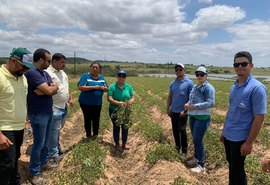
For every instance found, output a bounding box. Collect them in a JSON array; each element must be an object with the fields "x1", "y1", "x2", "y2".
[
  {"x1": 78, "y1": 73, "x2": 108, "y2": 105},
  {"x1": 25, "y1": 68, "x2": 53, "y2": 114}
]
